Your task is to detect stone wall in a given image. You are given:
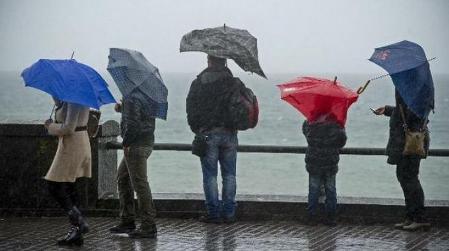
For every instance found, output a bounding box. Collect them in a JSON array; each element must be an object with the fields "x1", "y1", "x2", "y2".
[{"x1": 0, "y1": 121, "x2": 120, "y2": 210}]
